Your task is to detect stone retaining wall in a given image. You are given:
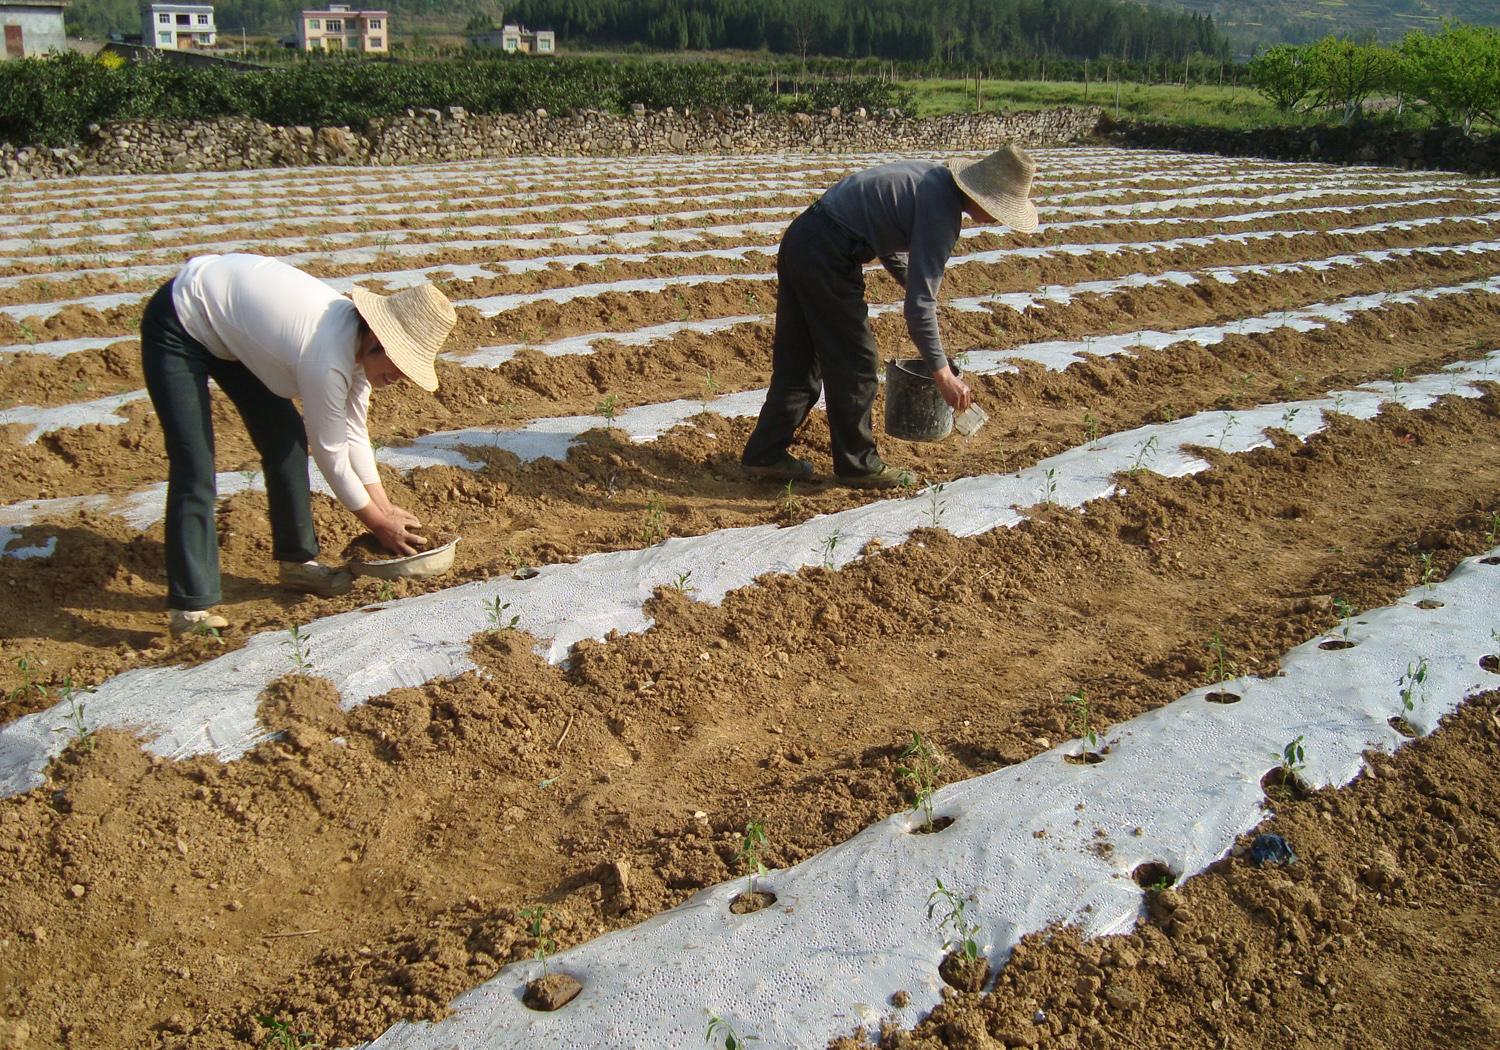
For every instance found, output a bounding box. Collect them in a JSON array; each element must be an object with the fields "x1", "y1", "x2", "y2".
[
  {"x1": 1100, "y1": 117, "x2": 1500, "y2": 176},
  {"x1": 0, "y1": 107, "x2": 1105, "y2": 180}
]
